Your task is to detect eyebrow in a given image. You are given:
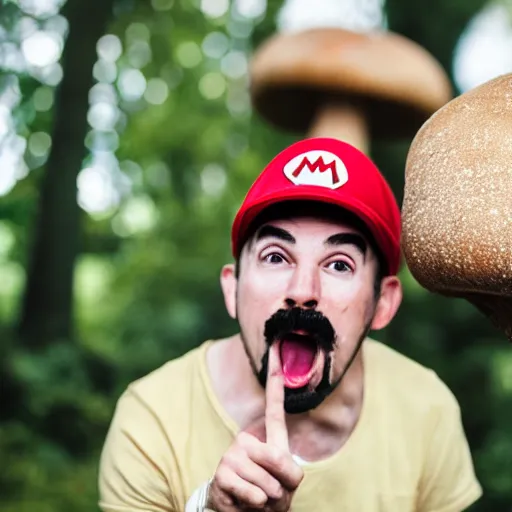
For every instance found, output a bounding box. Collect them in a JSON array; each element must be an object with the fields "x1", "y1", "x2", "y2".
[
  {"x1": 254, "y1": 225, "x2": 367, "y2": 256},
  {"x1": 325, "y1": 233, "x2": 368, "y2": 257},
  {"x1": 255, "y1": 225, "x2": 296, "y2": 244}
]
